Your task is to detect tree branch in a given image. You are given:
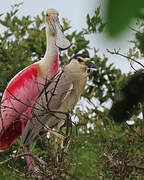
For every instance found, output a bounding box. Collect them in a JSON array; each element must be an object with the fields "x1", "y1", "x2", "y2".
[{"x1": 107, "y1": 48, "x2": 144, "y2": 69}]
